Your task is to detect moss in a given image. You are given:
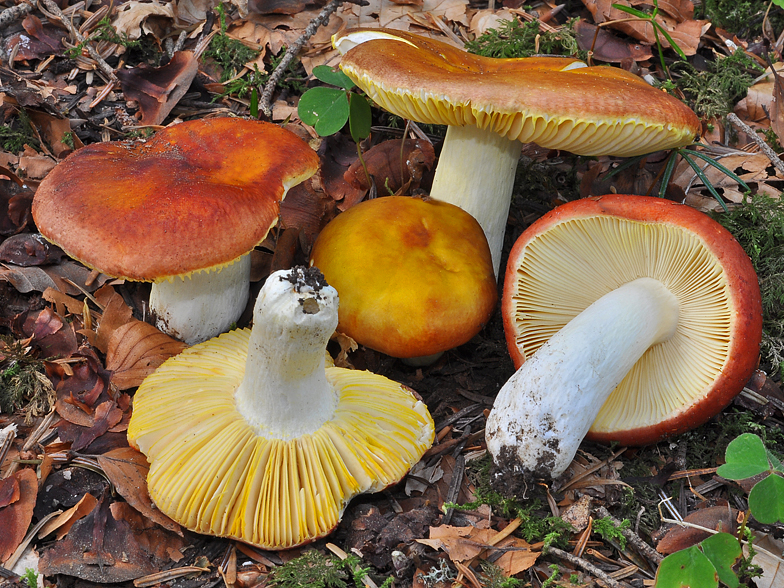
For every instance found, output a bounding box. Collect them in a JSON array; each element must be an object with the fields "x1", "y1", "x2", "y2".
[
  {"x1": 267, "y1": 551, "x2": 391, "y2": 588},
  {"x1": 0, "y1": 110, "x2": 39, "y2": 154},
  {"x1": 465, "y1": 17, "x2": 584, "y2": 60},
  {"x1": 0, "y1": 338, "x2": 53, "y2": 424},
  {"x1": 669, "y1": 50, "x2": 762, "y2": 119}
]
